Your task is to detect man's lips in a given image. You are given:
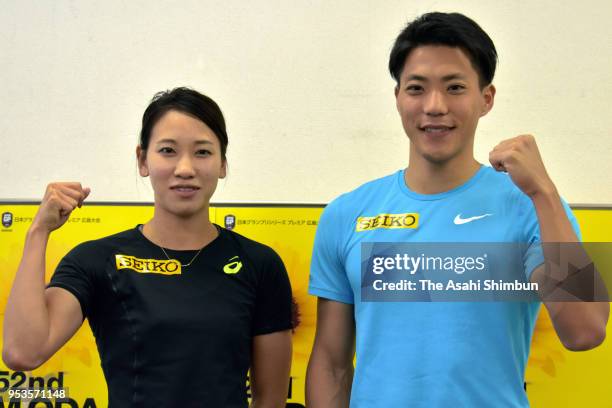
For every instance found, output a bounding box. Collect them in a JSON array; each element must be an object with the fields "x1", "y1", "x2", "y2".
[{"x1": 419, "y1": 125, "x2": 455, "y2": 133}]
